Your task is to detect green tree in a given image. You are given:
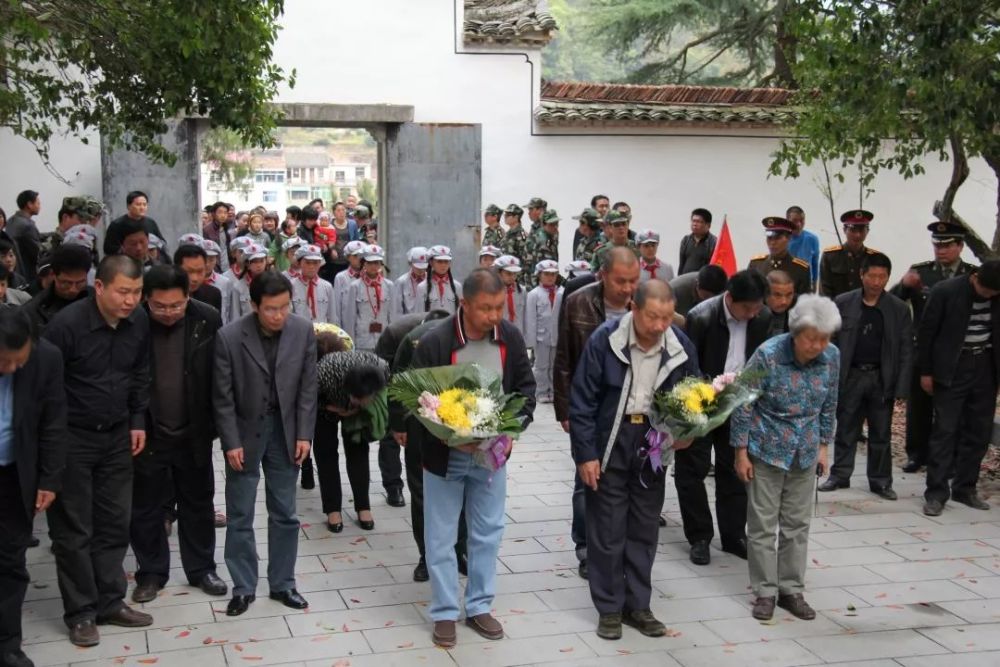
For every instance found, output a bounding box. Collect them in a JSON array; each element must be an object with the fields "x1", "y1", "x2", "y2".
[
  {"x1": 585, "y1": 0, "x2": 798, "y2": 86},
  {"x1": 542, "y1": 0, "x2": 633, "y2": 82},
  {"x1": 0, "y1": 0, "x2": 294, "y2": 168},
  {"x1": 356, "y1": 178, "x2": 378, "y2": 211},
  {"x1": 770, "y1": 0, "x2": 1000, "y2": 258},
  {"x1": 201, "y1": 128, "x2": 255, "y2": 196}
]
